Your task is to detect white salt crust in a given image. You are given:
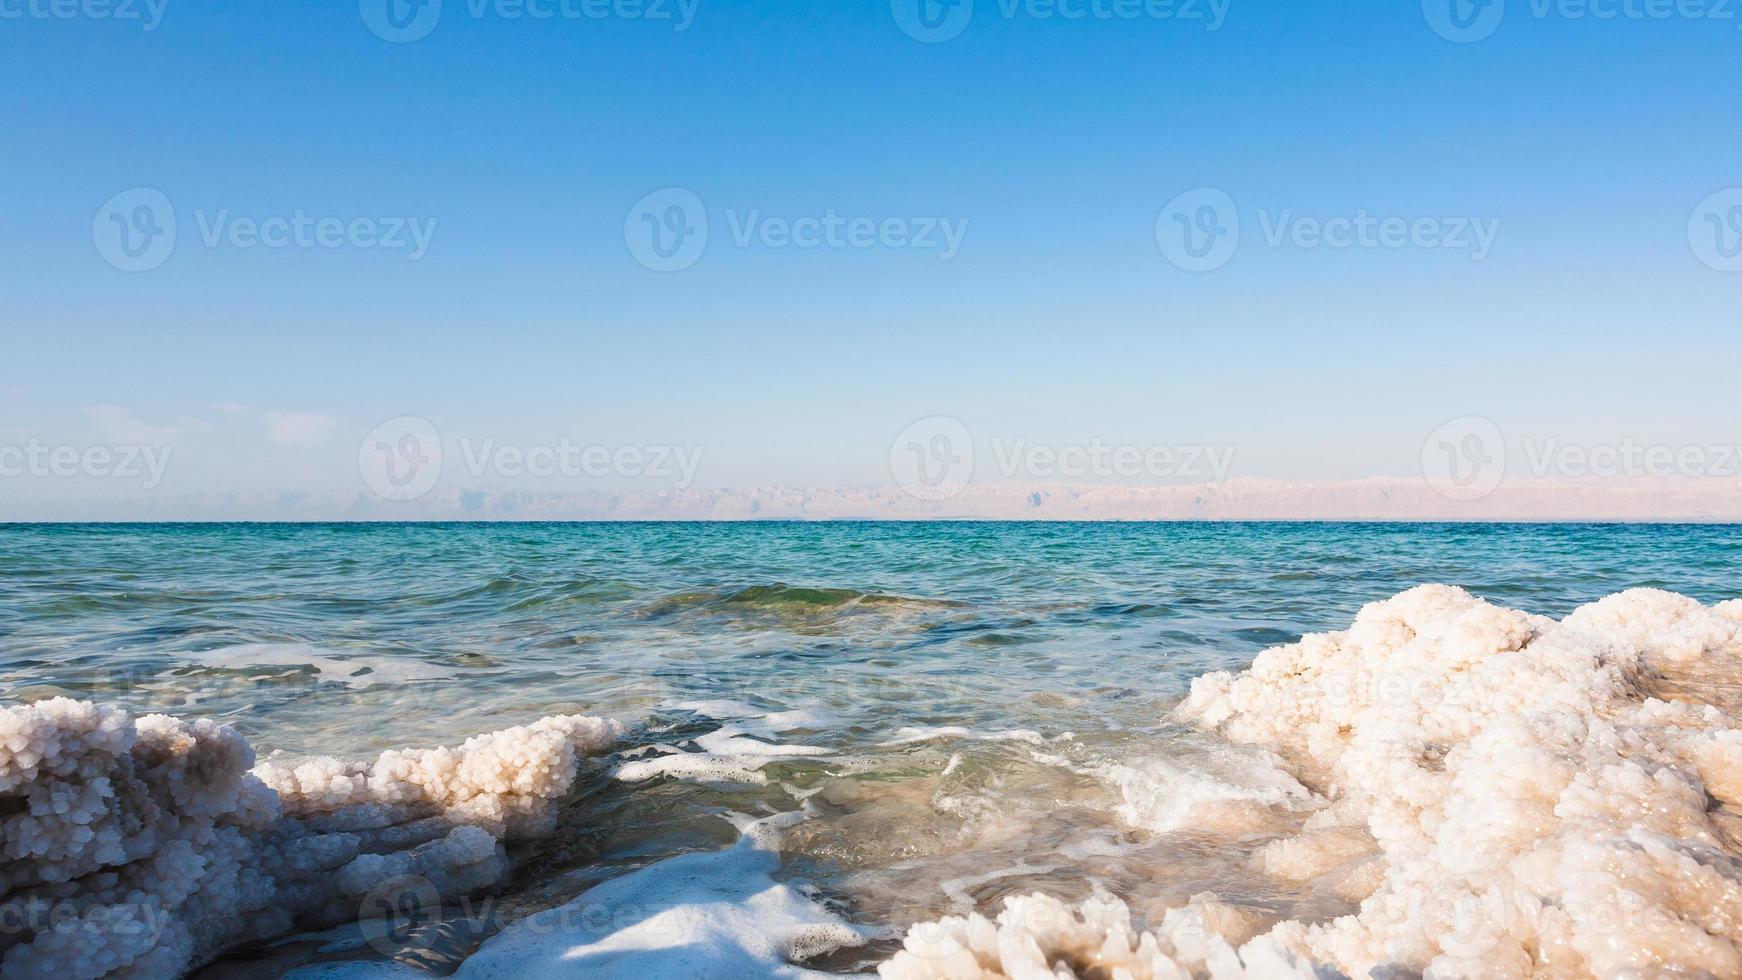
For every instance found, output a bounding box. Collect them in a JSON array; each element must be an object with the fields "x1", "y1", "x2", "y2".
[
  {"x1": 883, "y1": 586, "x2": 1742, "y2": 979},
  {"x1": 884, "y1": 591, "x2": 1742, "y2": 980},
  {"x1": 0, "y1": 702, "x2": 622, "y2": 978},
  {"x1": 877, "y1": 890, "x2": 1320, "y2": 979}
]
